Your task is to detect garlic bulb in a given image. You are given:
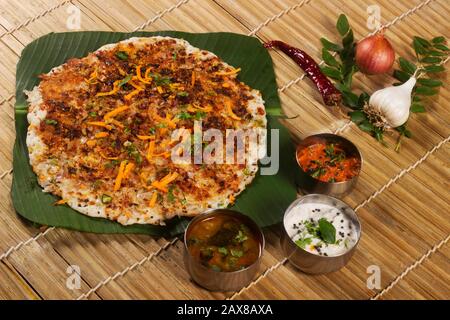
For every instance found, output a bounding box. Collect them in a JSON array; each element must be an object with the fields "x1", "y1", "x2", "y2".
[{"x1": 366, "y1": 77, "x2": 416, "y2": 129}]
